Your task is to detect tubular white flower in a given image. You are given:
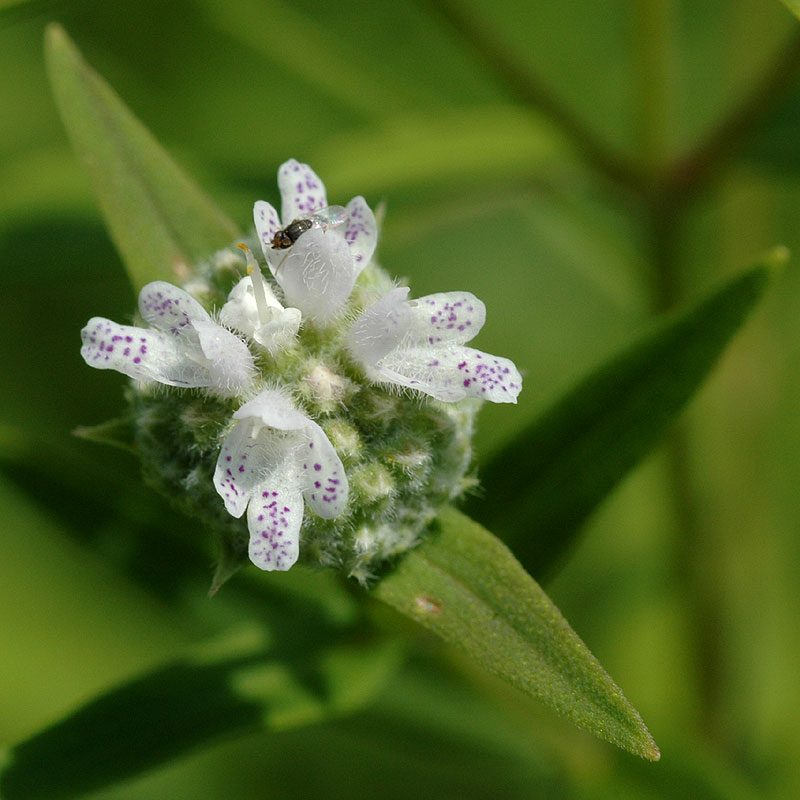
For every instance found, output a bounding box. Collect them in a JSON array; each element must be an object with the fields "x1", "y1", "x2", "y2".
[
  {"x1": 348, "y1": 287, "x2": 522, "y2": 403},
  {"x1": 219, "y1": 247, "x2": 301, "y2": 355},
  {"x1": 213, "y1": 390, "x2": 349, "y2": 571},
  {"x1": 254, "y1": 159, "x2": 377, "y2": 324},
  {"x1": 81, "y1": 281, "x2": 255, "y2": 397}
]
